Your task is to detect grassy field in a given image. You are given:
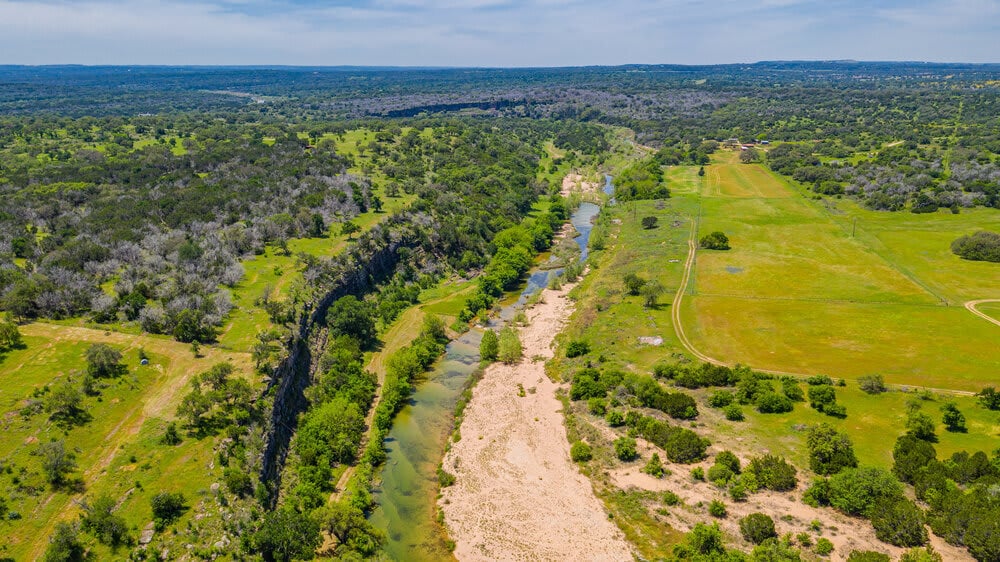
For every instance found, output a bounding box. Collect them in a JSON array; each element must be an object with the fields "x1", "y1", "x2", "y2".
[
  {"x1": 0, "y1": 323, "x2": 253, "y2": 560},
  {"x1": 679, "y1": 151, "x2": 1000, "y2": 390}
]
